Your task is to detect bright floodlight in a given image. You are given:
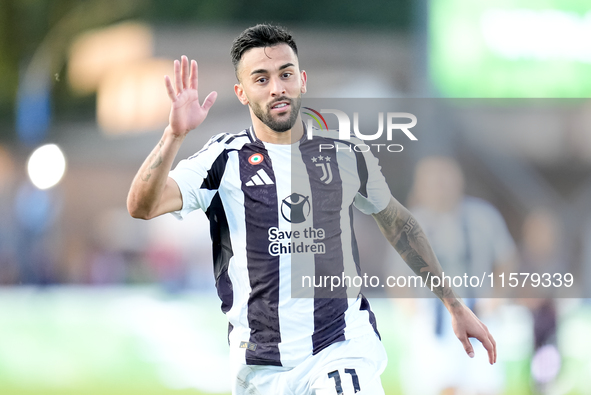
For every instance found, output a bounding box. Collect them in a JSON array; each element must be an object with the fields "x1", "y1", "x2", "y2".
[{"x1": 27, "y1": 144, "x2": 66, "y2": 189}]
